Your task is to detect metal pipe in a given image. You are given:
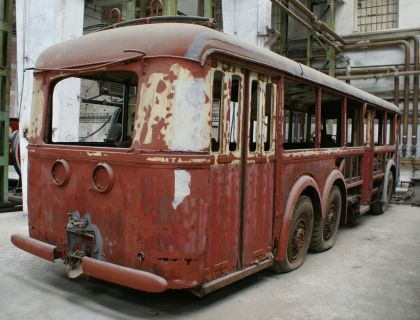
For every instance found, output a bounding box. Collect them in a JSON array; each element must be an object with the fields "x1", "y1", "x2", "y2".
[
  {"x1": 337, "y1": 69, "x2": 420, "y2": 79},
  {"x1": 271, "y1": 0, "x2": 342, "y2": 52},
  {"x1": 287, "y1": 0, "x2": 345, "y2": 45},
  {"x1": 407, "y1": 36, "x2": 419, "y2": 154},
  {"x1": 344, "y1": 40, "x2": 410, "y2": 155},
  {"x1": 336, "y1": 67, "x2": 400, "y2": 105}
]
